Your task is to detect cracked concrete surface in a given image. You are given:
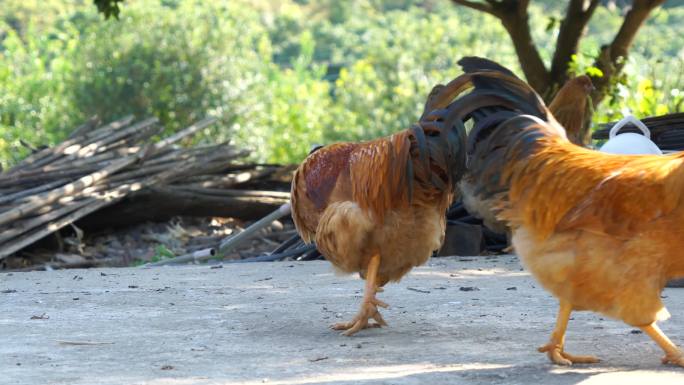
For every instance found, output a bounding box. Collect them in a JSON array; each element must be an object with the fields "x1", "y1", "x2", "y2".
[{"x1": 2, "y1": 255, "x2": 684, "y2": 384}]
